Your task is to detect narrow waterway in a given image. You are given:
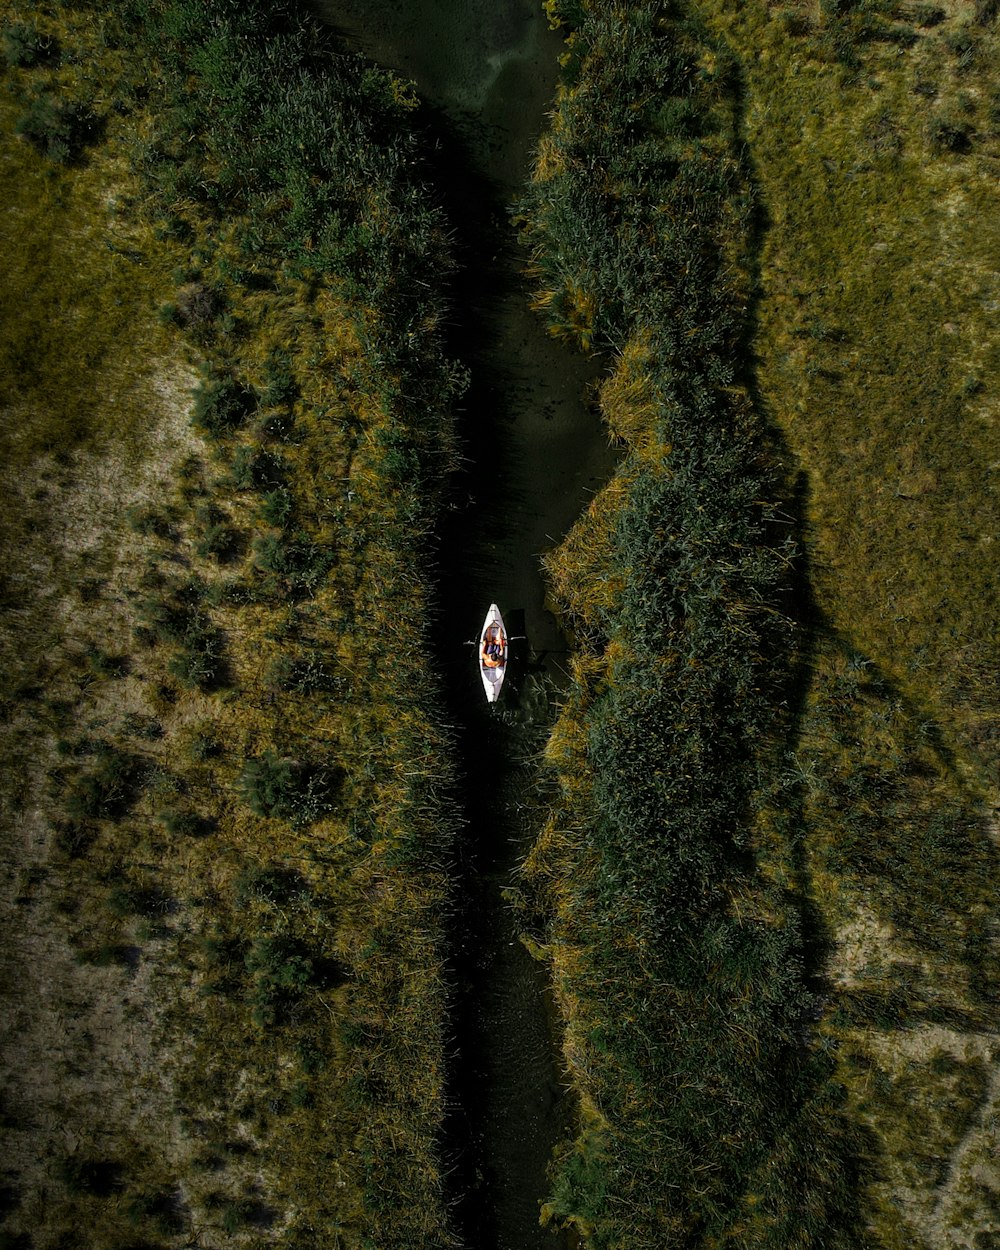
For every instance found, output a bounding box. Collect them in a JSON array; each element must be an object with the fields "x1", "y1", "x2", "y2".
[{"x1": 312, "y1": 4, "x2": 617, "y2": 1245}]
